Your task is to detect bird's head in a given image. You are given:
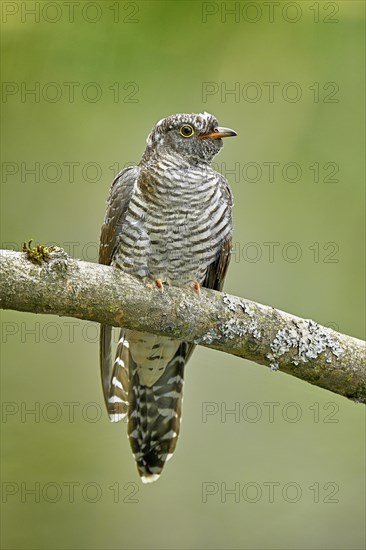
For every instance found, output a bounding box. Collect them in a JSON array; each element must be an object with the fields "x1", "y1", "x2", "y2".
[{"x1": 143, "y1": 112, "x2": 237, "y2": 165}]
